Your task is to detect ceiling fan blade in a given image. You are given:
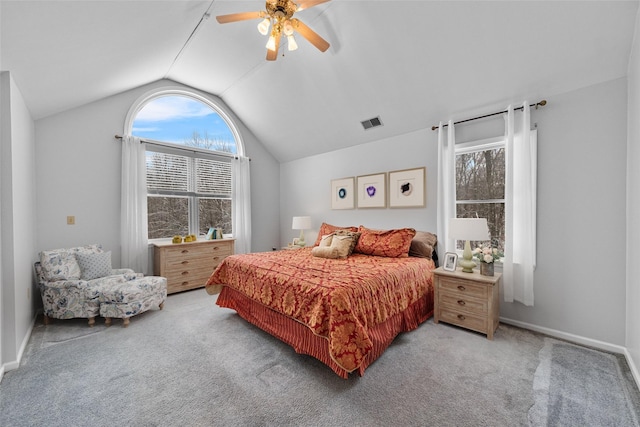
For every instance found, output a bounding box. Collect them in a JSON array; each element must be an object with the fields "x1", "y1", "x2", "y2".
[
  {"x1": 296, "y1": 0, "x2": 331, "y2": 12},
  {"x1": 291, "y1": 18, "x2": 330, "y2": 52},
  {"x1": 216, "y1": 11, "x2": 265, "y2": 24},
  {"x1": 266, "y1": 32, "x2": 282, "y2": 61}
]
